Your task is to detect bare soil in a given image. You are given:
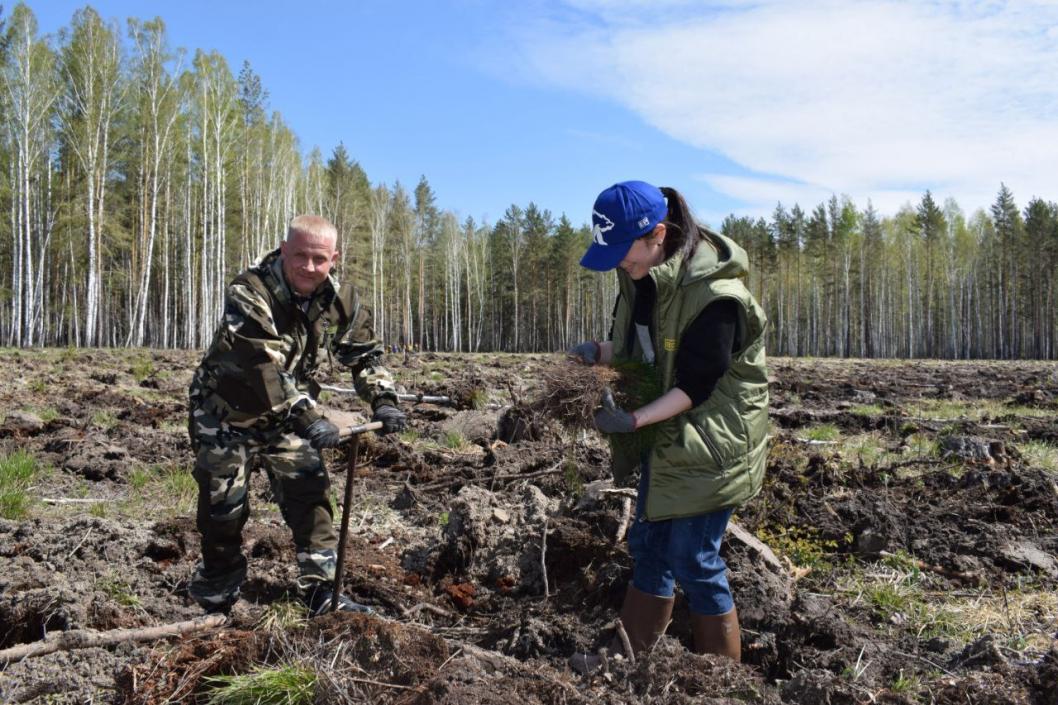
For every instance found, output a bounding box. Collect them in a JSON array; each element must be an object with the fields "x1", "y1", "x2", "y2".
[{"x1": 0, "y1": 350, "x2": 1056, "y2": 704}]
